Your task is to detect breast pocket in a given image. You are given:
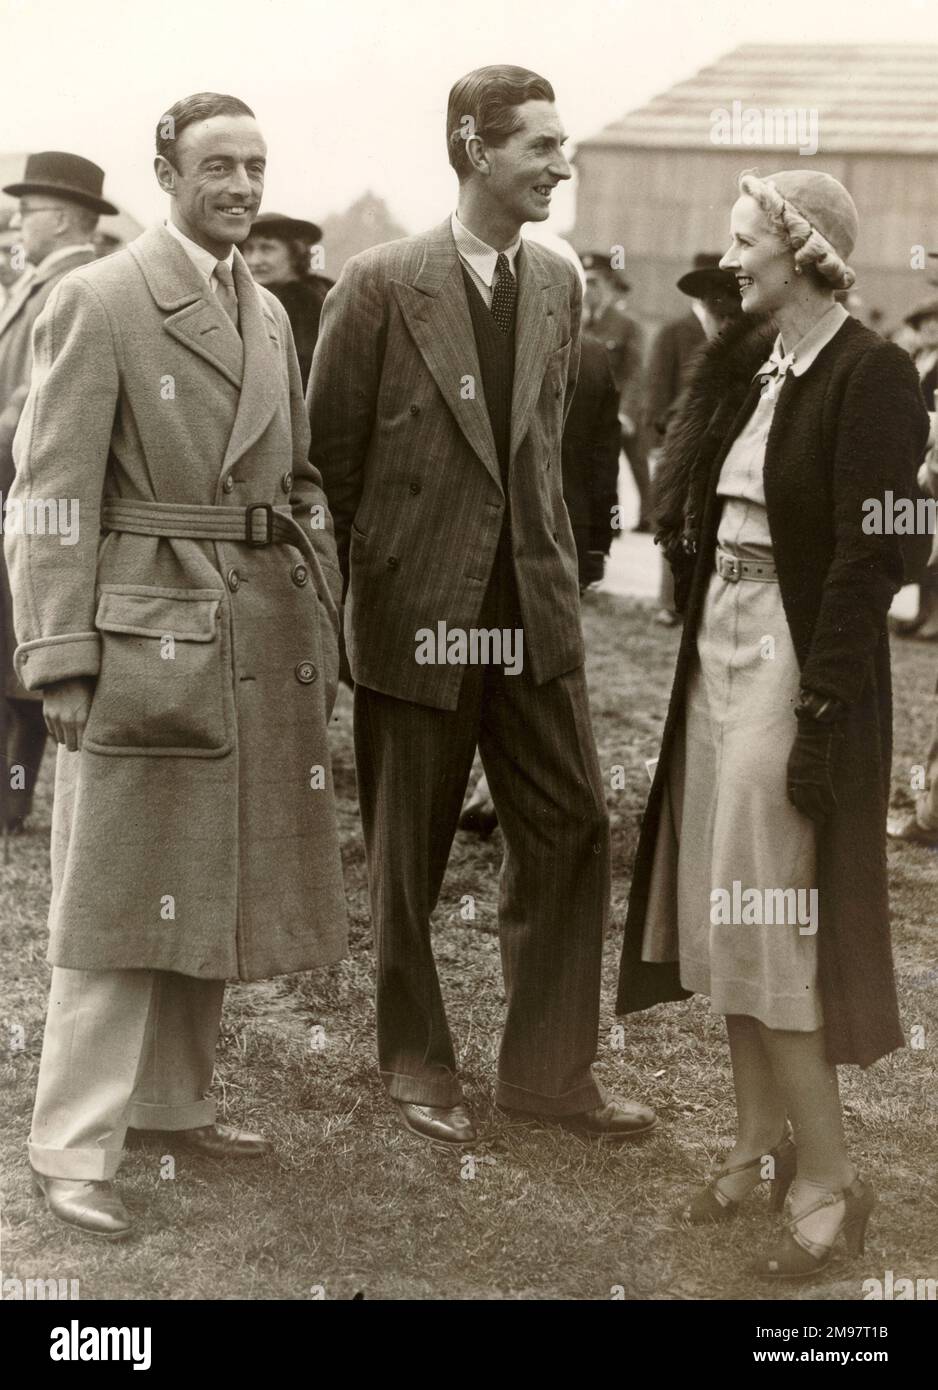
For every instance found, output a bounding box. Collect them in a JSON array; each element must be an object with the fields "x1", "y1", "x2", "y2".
[{"x1": 83, "y1": 586, "x2": 234, "y2": 757}]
